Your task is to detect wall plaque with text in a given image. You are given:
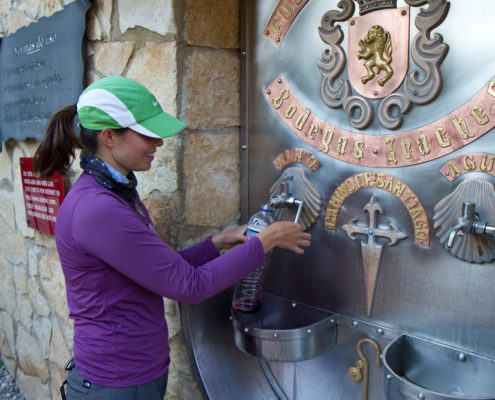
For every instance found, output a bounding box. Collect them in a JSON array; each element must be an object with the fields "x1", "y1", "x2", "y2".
[
  {"x1": 20, "y1": 157, "x2": 64, "y2": 235},
  {"x1": 0, "y1": 0, "x2": 91, "y2": 149}
]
